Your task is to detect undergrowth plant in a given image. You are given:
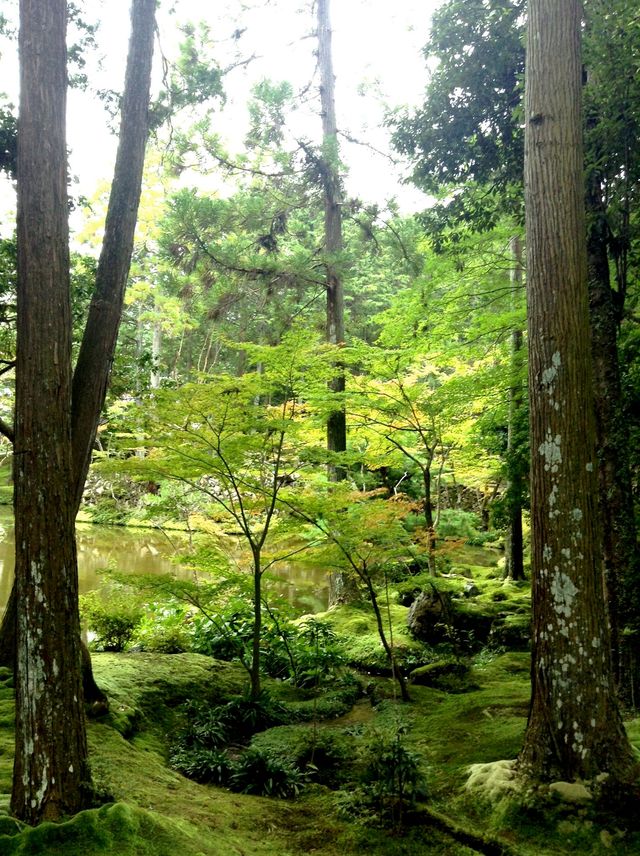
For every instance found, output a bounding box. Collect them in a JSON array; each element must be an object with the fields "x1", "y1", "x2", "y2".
[
  {"x1": 80, "y1": 583, "x2": 143, "y2": 652},
  {"x1": 337, "y1": 723, "x2": 426, "y2": 829}
]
